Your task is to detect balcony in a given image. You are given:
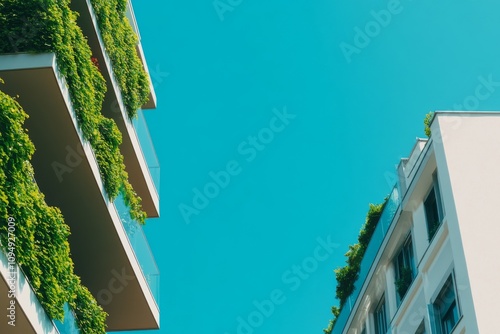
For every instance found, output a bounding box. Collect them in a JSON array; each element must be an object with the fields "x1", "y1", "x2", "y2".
[
  {"x1": 0, "y1": 247, "x2": 60, "y2": 334},
  {"x1": 1, "y1": 253, "x2": 82, "y2": 334},
  {"x1": 332, "y1": 185, "x2": 402, "y2": 334},
  {"x1": 70, "y1": 0, "x2": 160, "y2": 217},
  {"x1": 0, "y1": 53, "x2": 159, "y2": 330}
]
